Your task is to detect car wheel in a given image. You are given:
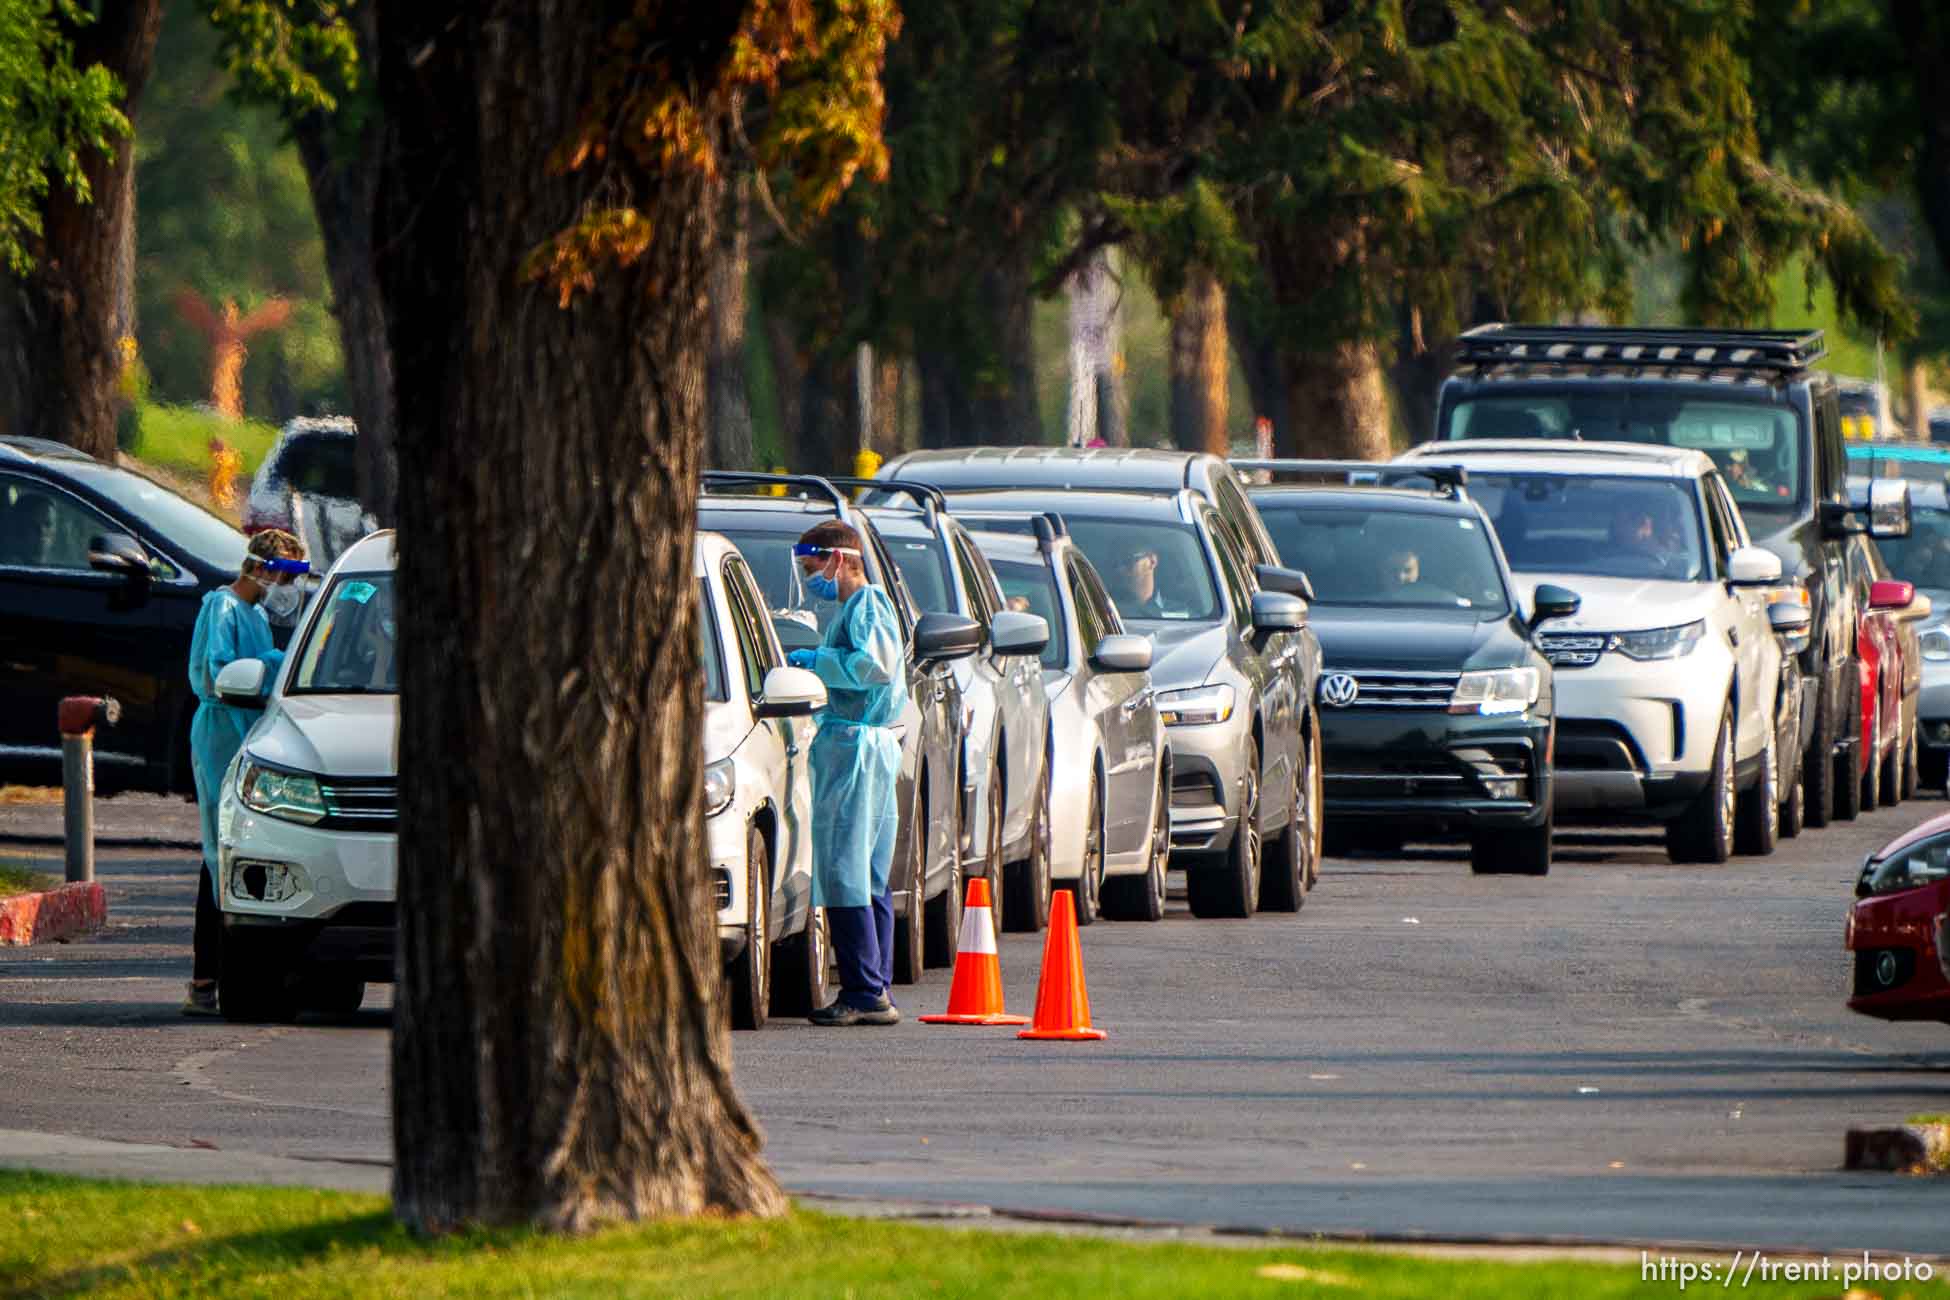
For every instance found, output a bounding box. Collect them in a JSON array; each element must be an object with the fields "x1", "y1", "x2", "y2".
[
  {"x1": 1879, "y1": 725, "x2": 1902, "y2": 808},
  {"x1": 1778, "y1": 758, "x2": 1805, "y2": 840},
  {"x1": 1923, "y1": 746, "x2": 1950, "y2": 796},
  {"x1": 1103, "y1": 767, "x2": 1169, "y2": 922},
  {"x1": 891, "y1": 781, "x2": 925, "y2": 985},
  {"x1": 219, "y1": 930, "x2": 299, "y2": 1024},
  {"x1": 1734, "y1": 720, "x2": 1779, "y2": 857},
  {"x1": 301, "y1": 973, "x2": 366, "y2": 1017},
  {"x1": 1666, "y1": 707, "x2": 1735, "y2": 865},
  {"x1": 923, "y1": 770, "x2": 963, "y2": 968},
  {"x1": 1258, "y1": 749, "x2": 1309, "y2": 913},
  {"x1": 1835, "y1": 692, "x2": 1865, "y2": 822},
  {"x1": 1470, "y1": 807, "x2": 1552, "y2": 876},
  {"x1": 1003, "y1": 769, "x2": 1053, "y2": 933},
  {"x1": 727, "y1": 825, "x2": 769, "y2": 1031},
  {"x1": 1068, "y1": 770, "x2": 1105, "y2": 927},
  {"x1": 1803, "y1": 689, "x2": 1836, "y2": 829},
  {"x1": 1188, "y1": 736, "x2": 1260, "y2": 919},
  {"x1": 769, "y1": 904, "x2": 828, "y2": 1019}
]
